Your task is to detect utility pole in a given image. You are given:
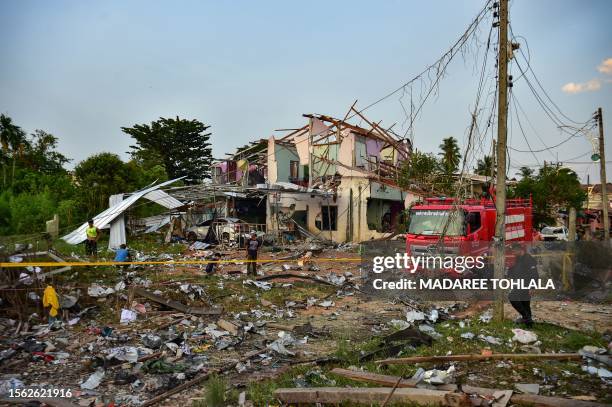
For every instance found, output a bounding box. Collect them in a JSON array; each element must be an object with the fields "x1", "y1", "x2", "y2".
[
  {"x1": 493, "y1": 0, "x2": 509, "y2": 322},
  {"x1": 597, "y1": 107, "x2": 610, "y2": 243}
]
